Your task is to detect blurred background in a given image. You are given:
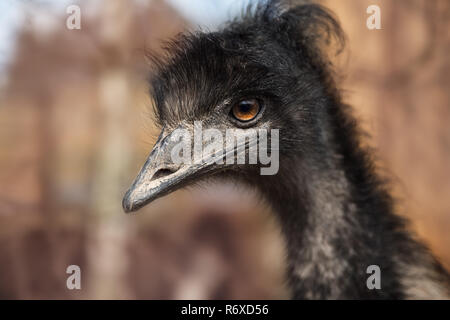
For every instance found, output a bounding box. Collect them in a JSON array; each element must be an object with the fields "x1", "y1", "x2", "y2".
[{"x1": 0, "y1": 0, "x2": 449, "y2": 299}]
